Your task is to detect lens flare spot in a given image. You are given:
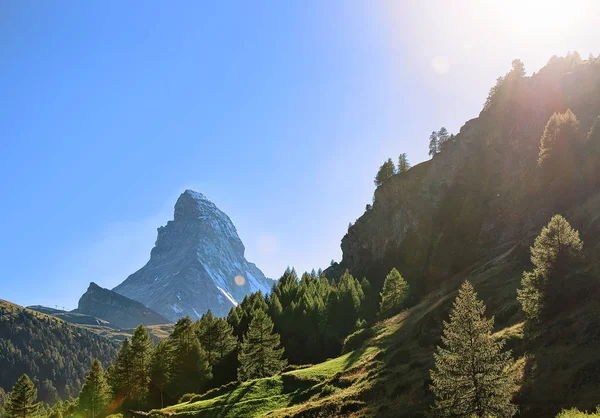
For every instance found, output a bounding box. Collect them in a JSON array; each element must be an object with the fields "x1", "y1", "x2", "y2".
[{"x1": 234, "y1": 275, "x2": 245, "y2": 286}]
